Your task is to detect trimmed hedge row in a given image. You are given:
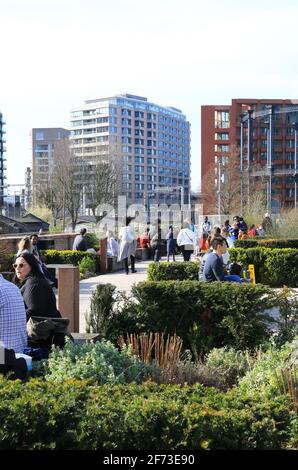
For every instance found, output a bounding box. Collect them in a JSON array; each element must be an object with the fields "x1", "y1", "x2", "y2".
[
  {"x1": 229, "y1": 247, "x2": 298, "y2": 287},
  {"x1": 234, "y1": 238, "x2": 298, "y2": 249},
  {"x1": 147, "y1": 261, "x2": 199, "y2": 281},
  {"x1": 43, "y1": 250, "x2": 100, "y2": 273},
  {"x1": 0, "y1": 378, "x2": 293, "y2": 449},
  {"x1": 105, "y1": 281, "x2": 275, "y2": 355}
]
